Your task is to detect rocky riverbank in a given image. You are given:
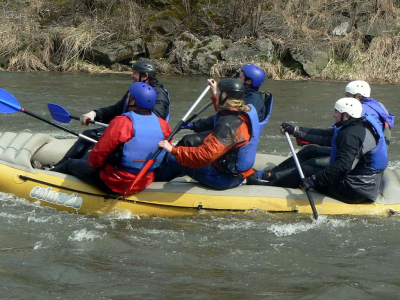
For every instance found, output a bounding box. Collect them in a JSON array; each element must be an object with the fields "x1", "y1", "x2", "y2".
[{"x1": 1, "y1": 0, "x2": 400, "y2": 83}]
